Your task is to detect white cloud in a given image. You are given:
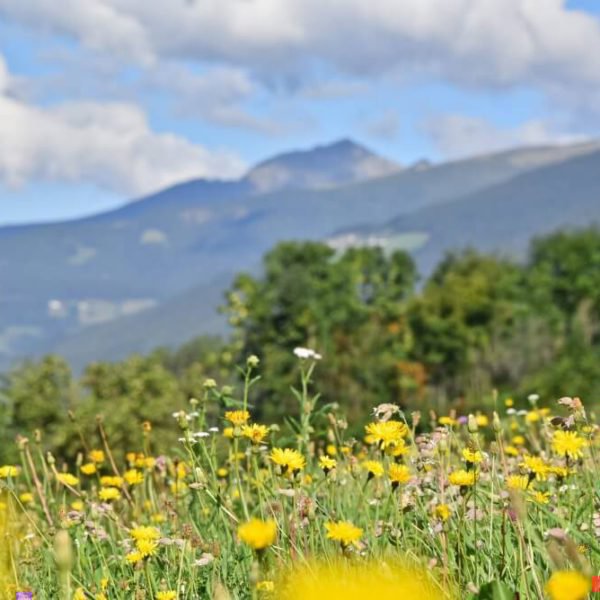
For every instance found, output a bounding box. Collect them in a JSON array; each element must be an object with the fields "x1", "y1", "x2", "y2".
[
  {"x1": 422, "y1": 114, "x2": 585, "y2": 159},
  {"x1": 0, "y1": 56, "x2": 246, "y2": 196},
  {"x1": 3, "y1": 0, "x2": 600, "y2": 93}
]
